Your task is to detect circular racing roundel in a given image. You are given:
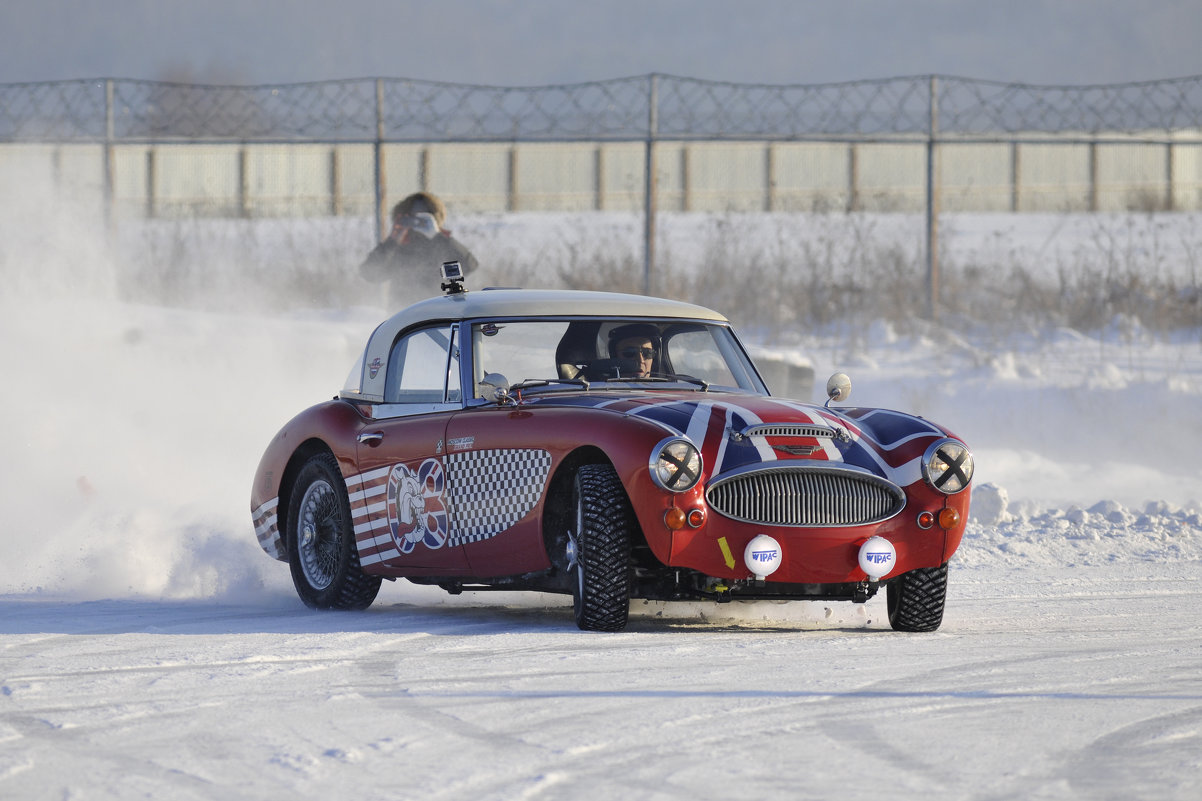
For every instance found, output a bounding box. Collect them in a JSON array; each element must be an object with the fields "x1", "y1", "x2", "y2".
[{"x1": 385, "y1": 459, "x2": 448, "y2": 554}]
